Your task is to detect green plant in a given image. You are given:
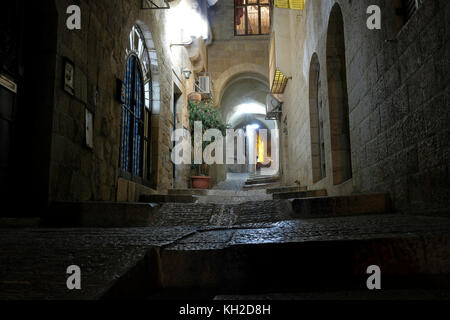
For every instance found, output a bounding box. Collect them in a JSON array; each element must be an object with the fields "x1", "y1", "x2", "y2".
[{"x1": 188, "y1": 100, "x2": 229, "y2": 176}]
